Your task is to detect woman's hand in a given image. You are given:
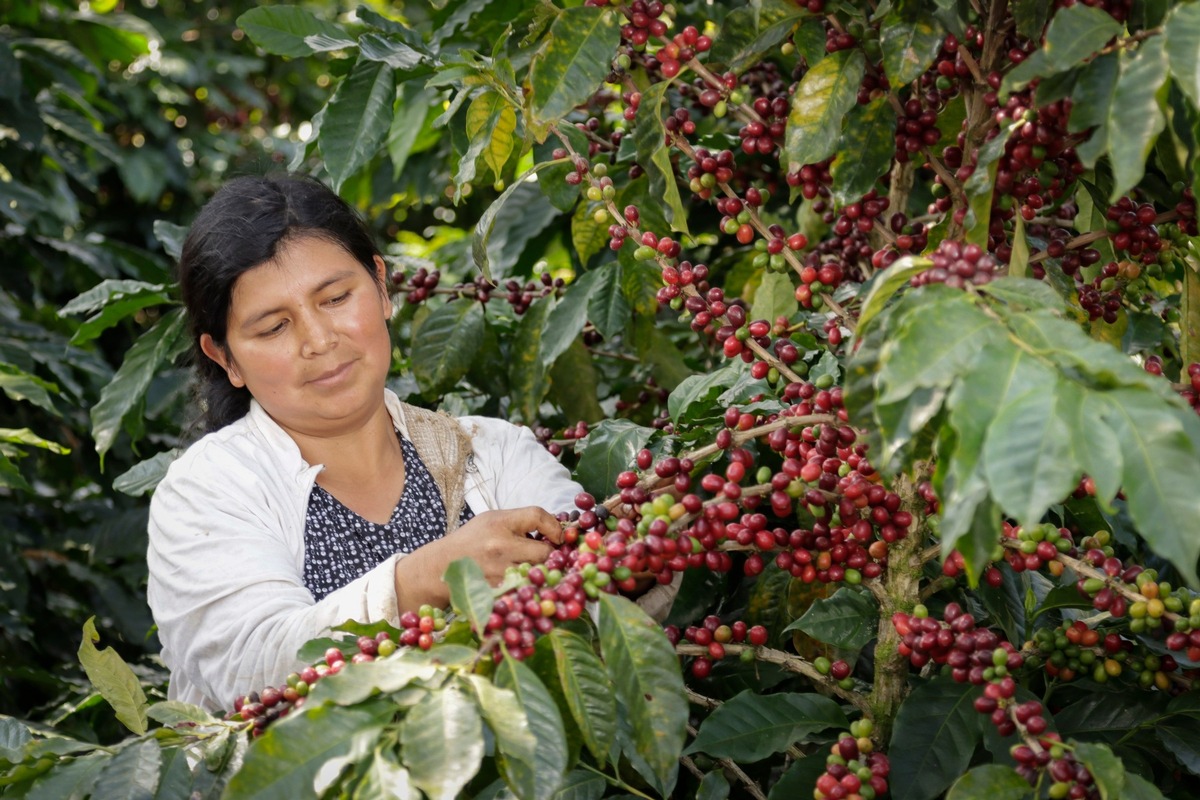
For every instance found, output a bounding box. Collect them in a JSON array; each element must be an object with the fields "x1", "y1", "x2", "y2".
[{"x1": 392, "y1": 507, "x2": 563, "y2": 613}]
